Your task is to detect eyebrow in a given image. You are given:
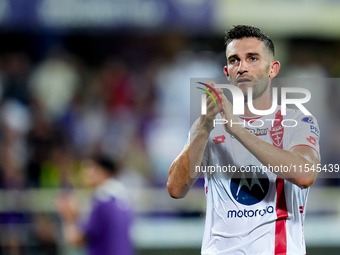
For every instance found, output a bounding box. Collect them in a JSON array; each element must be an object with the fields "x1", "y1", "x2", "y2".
[
  {"x1": 227, "y1": 54, "x2": 238, "y2": 61},
  {"x1": 247, "y1": 52, "x2": 260, "y2": 57},
  {"x1": 227, "y1": 52, "x2": 260, "y2": 61}
]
